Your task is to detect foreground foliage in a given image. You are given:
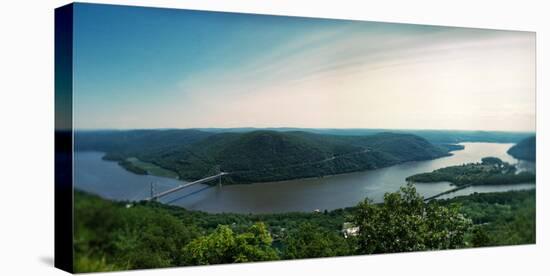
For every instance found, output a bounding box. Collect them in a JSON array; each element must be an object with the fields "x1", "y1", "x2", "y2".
[
  {"x1": 74, "y1": 187, "x2": 535, "y2": 272},
  {"x1": 352, "y1": 185, "x2": 471, "y2": 253},
  {"x1": 443, "y1": 189, "x2": 536, "y2": 246},
  {"x1": 182, "y1": 223, "x2": 279, "y2": 265},
  {"x1": 281, "y1": 222, "x2": 352, "y2": 259}
]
